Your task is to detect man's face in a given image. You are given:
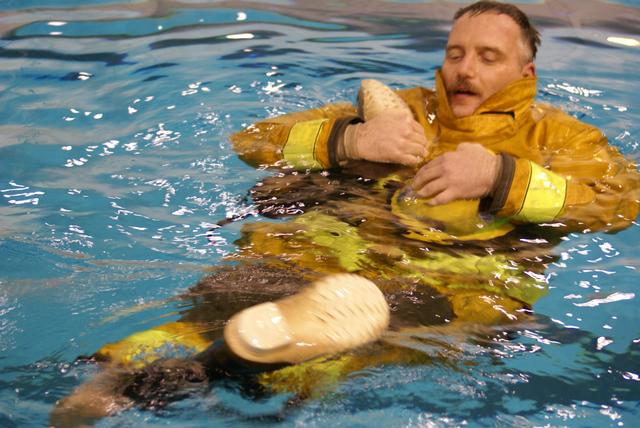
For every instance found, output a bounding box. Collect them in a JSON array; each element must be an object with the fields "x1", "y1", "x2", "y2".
[{"x1": 441, "y1": 12, "x2": 536, "y2": 118}]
